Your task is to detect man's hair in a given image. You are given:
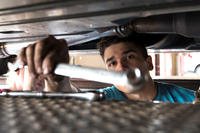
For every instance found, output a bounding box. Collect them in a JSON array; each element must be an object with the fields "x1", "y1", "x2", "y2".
[{"x1": 97, "y1": 34, "x2": 148, "y2": 59}]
